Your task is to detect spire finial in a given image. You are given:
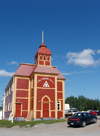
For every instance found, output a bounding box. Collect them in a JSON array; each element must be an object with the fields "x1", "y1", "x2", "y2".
[{"x1": 42, "y1": 31, "x2": 44, "y2": 44}]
